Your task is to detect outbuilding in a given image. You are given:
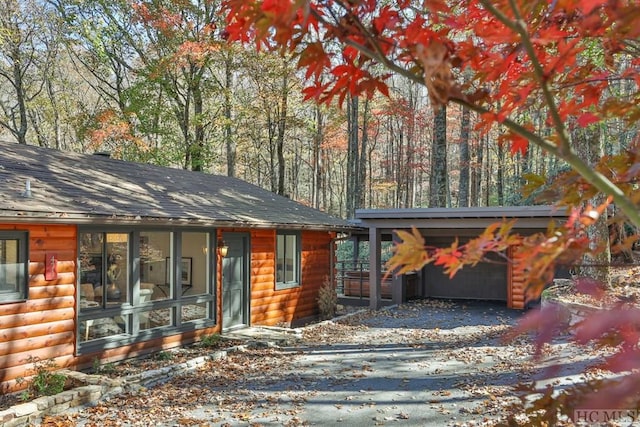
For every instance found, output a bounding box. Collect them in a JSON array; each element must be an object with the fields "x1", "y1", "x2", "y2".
[{"x1": 349, "y1": 207, "x2": 569, "y2": 309}]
